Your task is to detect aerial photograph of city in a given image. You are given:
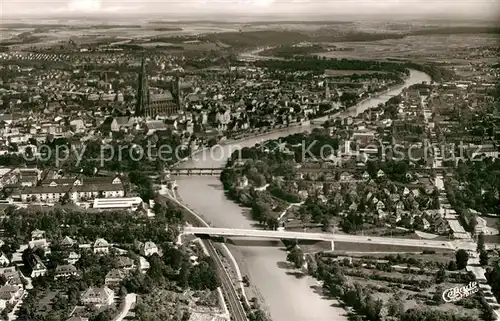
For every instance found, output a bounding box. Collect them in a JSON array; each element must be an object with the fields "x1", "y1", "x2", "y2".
[{"x1": 0, "y1": 0, "x2": 499, "y2": 320}]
